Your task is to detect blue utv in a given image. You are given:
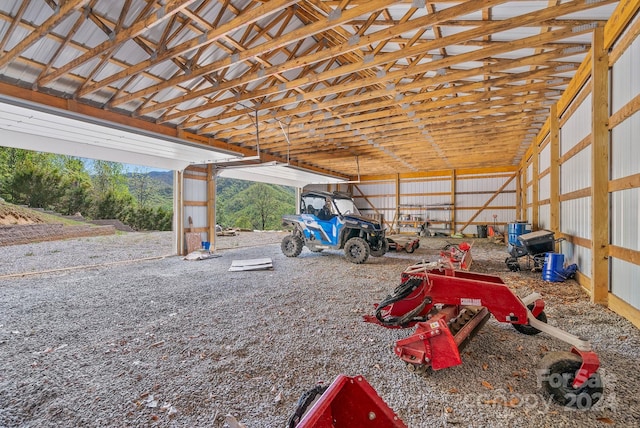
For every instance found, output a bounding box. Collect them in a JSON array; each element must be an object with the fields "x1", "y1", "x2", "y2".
[{"x1": 281, "y1": 190, "x2": 387, "y2": 264}]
